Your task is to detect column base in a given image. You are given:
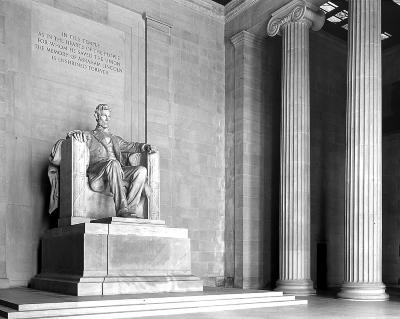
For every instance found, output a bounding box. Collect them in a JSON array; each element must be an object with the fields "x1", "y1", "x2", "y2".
[
  {"x1": 275, "y1": 279, "x2": 315, "y2": 296},
  {"x1": 338, "y1": 282, "x2": 389, "y2": 301}
]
